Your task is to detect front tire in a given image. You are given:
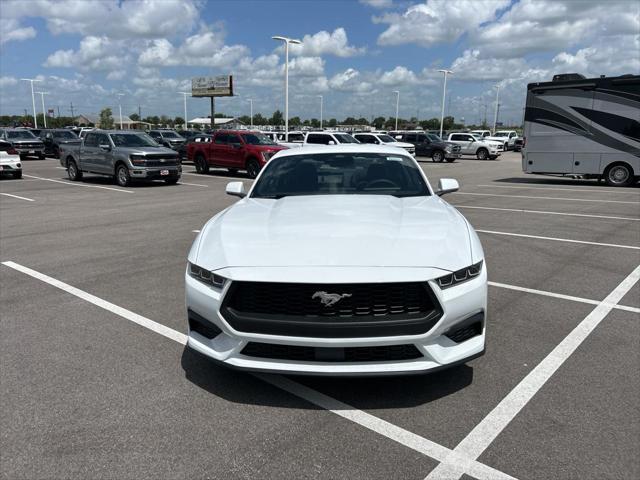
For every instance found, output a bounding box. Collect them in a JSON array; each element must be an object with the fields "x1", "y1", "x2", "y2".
[
  {"x1": 604, "y1": 163, "x2": 634, "y2": 187},
  {"x1": 194, "y1": 154, "x2": 209, "y2": 174},
  {"x1": 432, "y1": 150, "x2": 444, "y2": 163},
  {"x1": 13, "y1": 171, "x2": 22, "y2": 179},
  {"x1": 115, "y1": 164, "x2": 131, "y2": 187},
  {"x1": 67, "y1": 160, "x2": 82, "y2": 181},
  {"x1": 164, "y1": 178, "x2": 179, "y2": 185},
  {"x1": 38, "y1": 153, "x2": 45, "y2": 160},
  {"x1": 246, "y1": 158, "x2": 260, "y2": 179},
  {"x1": 476, "y1": 148, "x2": 489, "y2": 160}
]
